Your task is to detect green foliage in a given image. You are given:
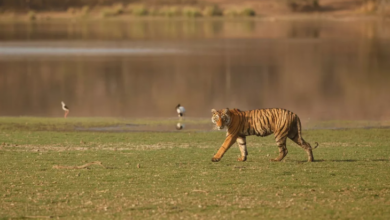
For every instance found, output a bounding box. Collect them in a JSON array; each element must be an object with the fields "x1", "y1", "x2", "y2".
[
  {"x1": 130, "y1": 5, "x2": 148, "y2": 16},
  {"x1": 81, "y1": 5, "x2": 90, "y2": 16},
  {"x1": 158, "y1": 7, "x2": 181, "y2": 17},
  {"x1": 223, "y1": 9, "x2": 239, "y2": 17},
  {"x1": 147, "y1": 7, "x2": 161, "y2": 16},
  {"x1": 101, "y1": 10, "x2": 116, "y2": 18},
  {"x1": 182, "y1": 7, "x2": 202, "y2": 18},
  {"x1": 202, "y1": 5, "x2": 223, "y2": 17},
  {"x1": 286, "y1": 0, "x2": 320, "y2": 11},
  {"x1": 239, "y1": 8, "x2": 256, "y2": 16},
  {"x1": 223, "y1": 7, "x2": 256, "y2": 17},
  {"x1": 100, "y1": 4, "x2": 128, "y2": 18},
  {"x1": 27, "y1": 10, "x2": 36, "y2": 21}
]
